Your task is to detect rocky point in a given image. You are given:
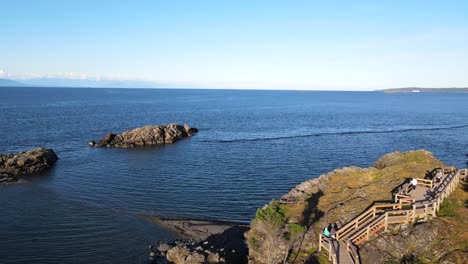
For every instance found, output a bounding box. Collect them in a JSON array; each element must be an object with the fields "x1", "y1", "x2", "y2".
[
  {"x1": 89, "y1": 124, "x2": 198, "y2": 148},
  {"x1": 0, "y1": 148, "x2": 59, "y2": 184}
]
